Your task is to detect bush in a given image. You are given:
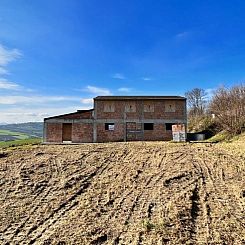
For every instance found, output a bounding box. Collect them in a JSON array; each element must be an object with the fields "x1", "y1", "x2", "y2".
[{"x1": 210, "y1": 84, "x2": 245, "y2": 135}]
